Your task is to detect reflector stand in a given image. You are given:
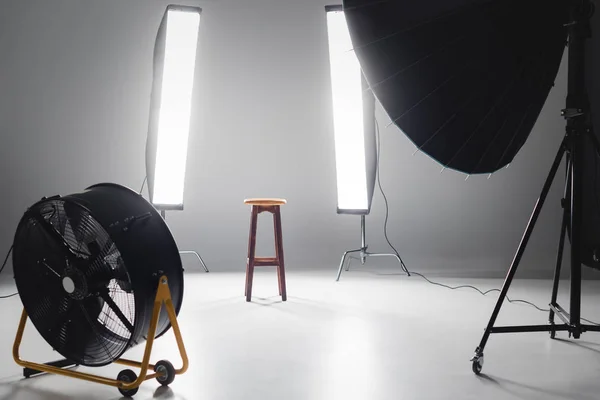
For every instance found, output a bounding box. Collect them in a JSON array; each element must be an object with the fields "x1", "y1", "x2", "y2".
[
  {"x1": 13, "y1": 276, "x2": 189, "y2": 397},
  {"x1": 336, "y1": 215, "x2": 410, "y2": 281},
  {"x1": 470, "y1": 1, "x2": 600, "y2": 375},
  {"x1": 160, "y1": 210, "x2": 209, "y2": 273}
]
